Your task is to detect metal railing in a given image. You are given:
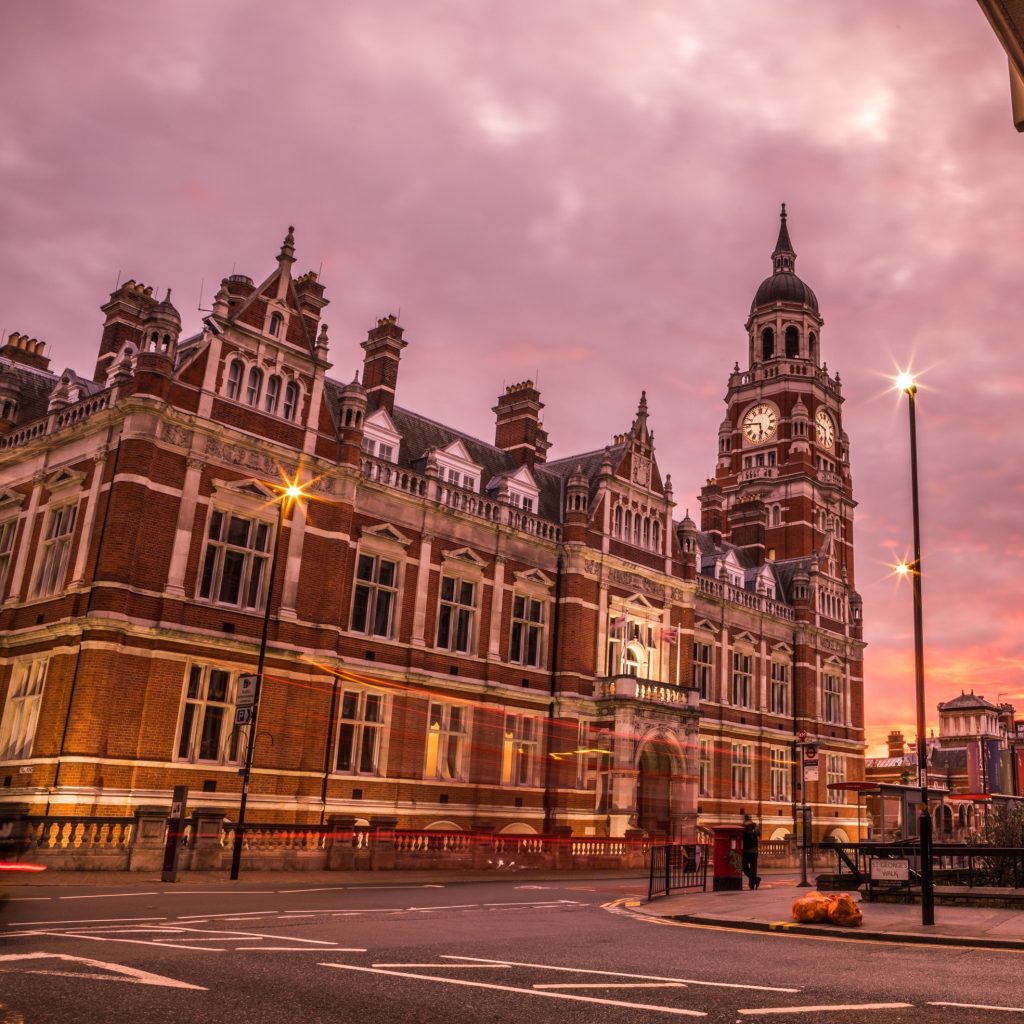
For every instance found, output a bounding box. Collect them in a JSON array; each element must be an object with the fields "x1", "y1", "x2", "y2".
[{"x1": 648, "y1": 843, "x2": 708, "y2": 900}]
